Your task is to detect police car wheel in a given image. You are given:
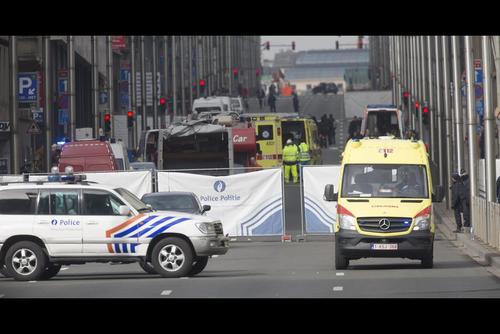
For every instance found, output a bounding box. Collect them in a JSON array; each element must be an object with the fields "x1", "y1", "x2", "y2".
[
  {"x1": 152, "y1": 238, "x2": 193, "y2": 278},
  {"x1": 0, "y1": 264, "x2": 9, "y2": 278},
  {"x1": 40, "y1": 264, "x2": 62, "y2": 280},
  {"x1": 188, "y1": 256, "x2": 209, "y2": 277},
  {"x1": 138, "y1": 260, "x2": 157, "y2": 275},
  {"x1": 5, "y1": 241, "x2": 47, "y2": 281}
]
